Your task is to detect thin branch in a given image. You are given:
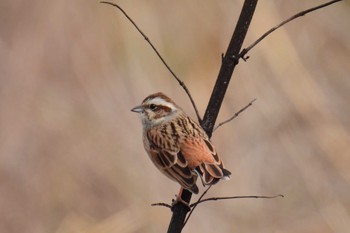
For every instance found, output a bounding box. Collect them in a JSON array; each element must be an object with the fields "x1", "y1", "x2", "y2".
[
  {"x1": 100, "y1": 1, "x2": 202, "y2": 123},
  {"x1": 151, "y1": 202, "x2": 172, "y2": 208},
  {"x1": 239, "y1": 0, "x2": 343, "y2": 60},
  {"x1": 214, "y1": 98, "x2": 256, "y2": 132},
  {"x1": 191, "y1": 194, "x2": 284, "y2": 206},
  {"x1": 151, "y1": 193, "x2": 284, "y2": 210},
  {"x1": 182, "y1": 186, "x2": 212, "y2": 230}
]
